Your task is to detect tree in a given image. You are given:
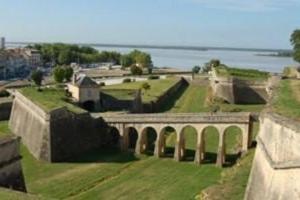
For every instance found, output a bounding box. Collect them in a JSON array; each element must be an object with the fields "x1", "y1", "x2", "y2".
[
  {"x1": 31, "y1": 70, "x2": 43, "y2": 90},
  {"x1": 121, "y1": 54, "x2": 134, "y2": 68},
  {"x1": 192, "y1": 66, "x2": 201, "y2": 74},
  {"x1": 141, "y1": 82, "x2": 151, "y2": 94},
  {"x1": 130, "y1": 65, "x2": 143, "y2": 75},
  {"x1": 291, "y1": 29, "x2": 300, "y2": 63},
  {"x1": 64, "y1": 67, "x2": 74, "y2": 82},
  {"x1": 210, "y1": 59, "x2": 221, "y2": 67},
  {"x1": 192, "y1": 66, "x2": 201, "y2": 79},
  {"x1": 53, "y1": 66, "x2": 65, "y2": 83}
]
